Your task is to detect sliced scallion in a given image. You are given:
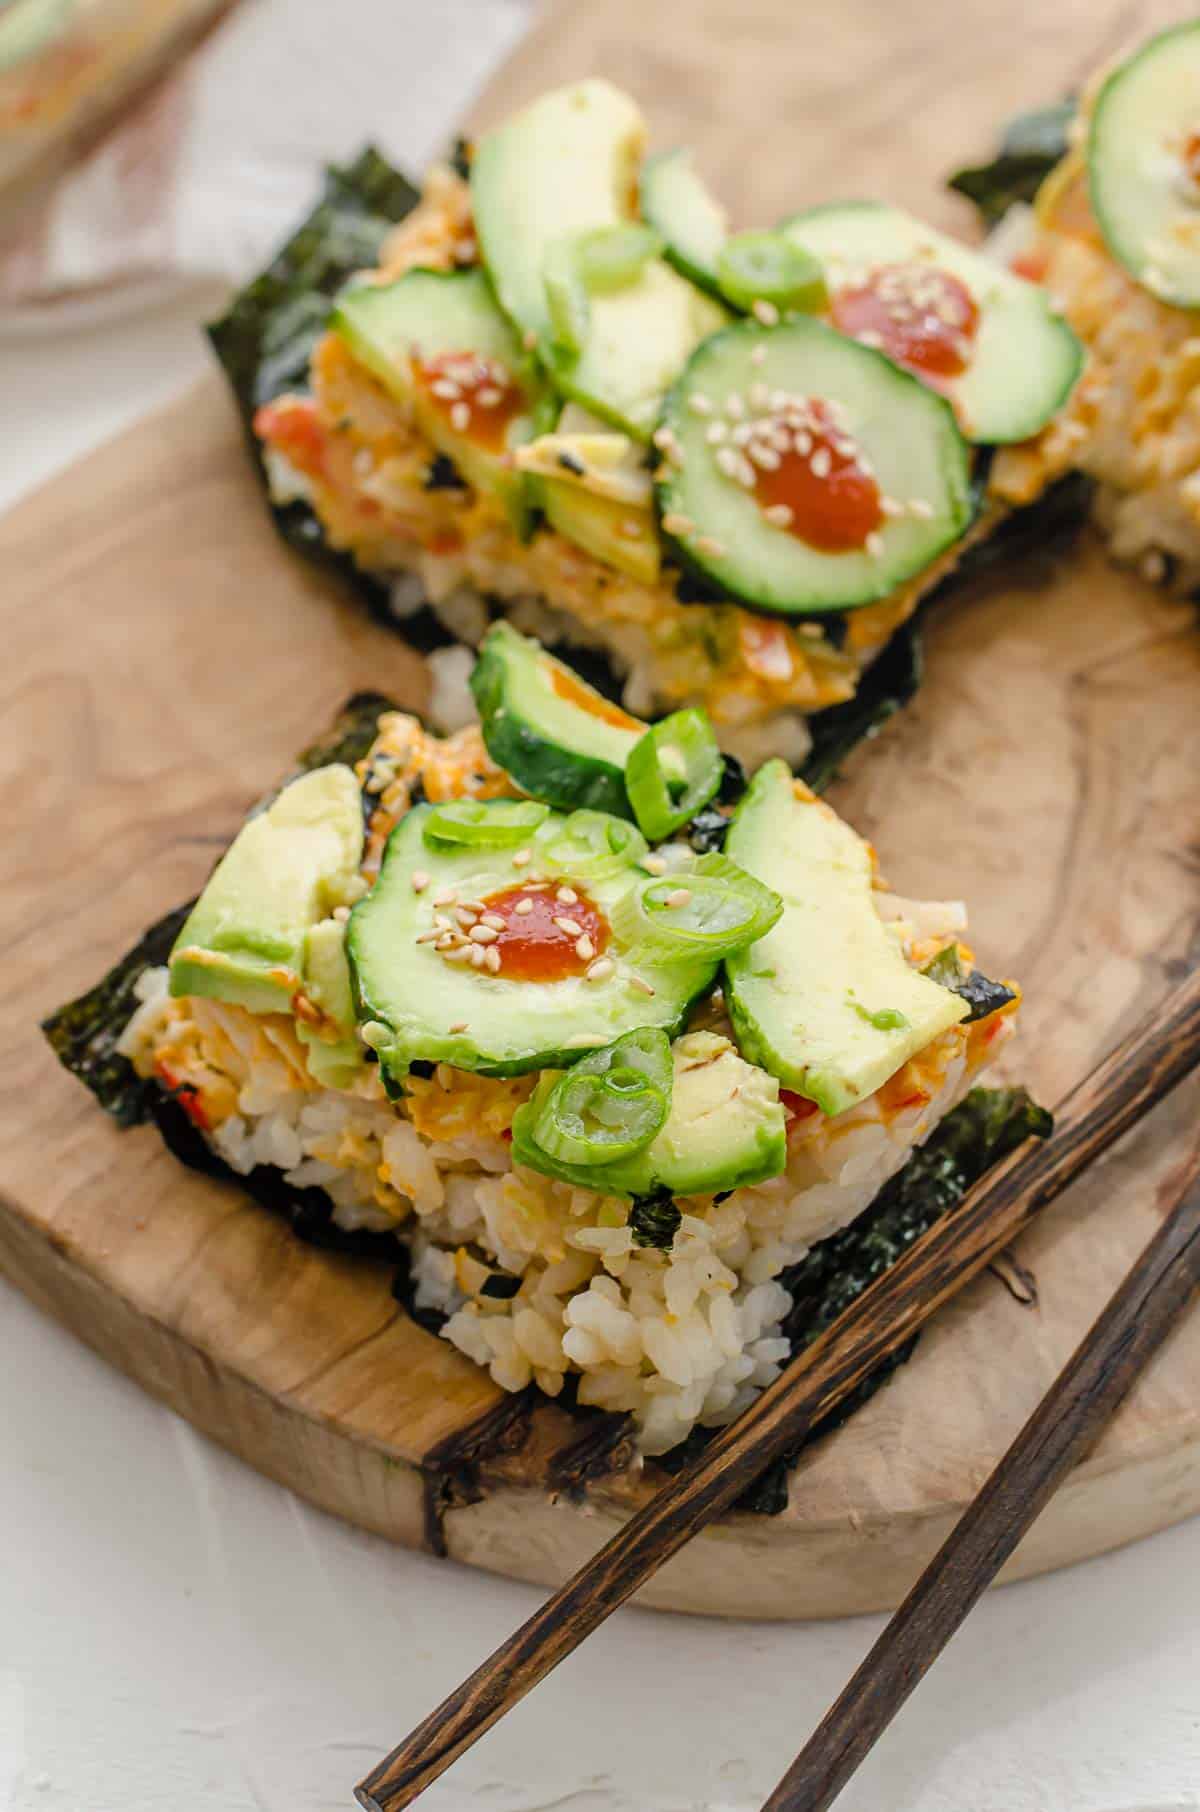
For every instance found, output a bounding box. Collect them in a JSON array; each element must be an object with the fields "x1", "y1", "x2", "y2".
[
  {"x1": 423, "y1": 798, "x2": 549, "y2": 849},
  {"x1": 612, "y1": 851, "x2": 782, "y2": 961},
  {"x1": 531, "y1": 1026, "x2": 672, "y2": 1166},
  {"x1": 625, "y1": 708, "x2": 724, "y2": 842}
]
